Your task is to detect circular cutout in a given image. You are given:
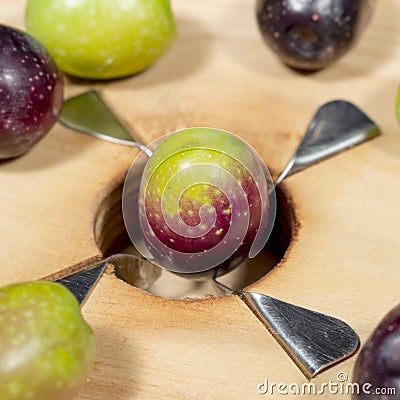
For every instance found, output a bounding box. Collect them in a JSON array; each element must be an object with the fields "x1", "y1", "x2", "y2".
[{"x1": 95, "y1": 179, "x2": 296, "y2": 300}]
